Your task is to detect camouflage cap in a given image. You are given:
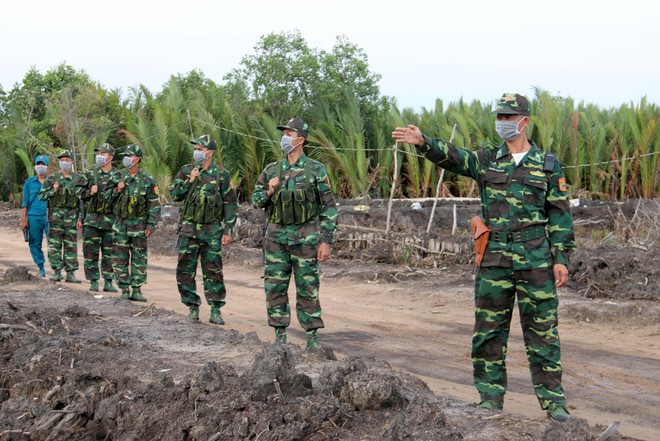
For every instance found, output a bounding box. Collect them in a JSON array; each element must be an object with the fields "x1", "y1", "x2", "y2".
[
  {"x1": 124, "y1": 144, "x2": 143, "y2": 158},
  {"x1": 34, "y1": 154, "x2": 49, "y2": 165},
  {"x1": 190, "y1": 134, "x2": 217, "y2": 151},
  {"x1": 491, "y1": 93, "x2": 531, "y2": 116},
  {"x1": 277, "y1": 117, "x2": 310, "y2": 137},
  {"x1": 57, "y1": 150, "x2": 73, "y2": 159},
  {"x1": 94, "y1": 143, "x2": 115, "y2": 155}
]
